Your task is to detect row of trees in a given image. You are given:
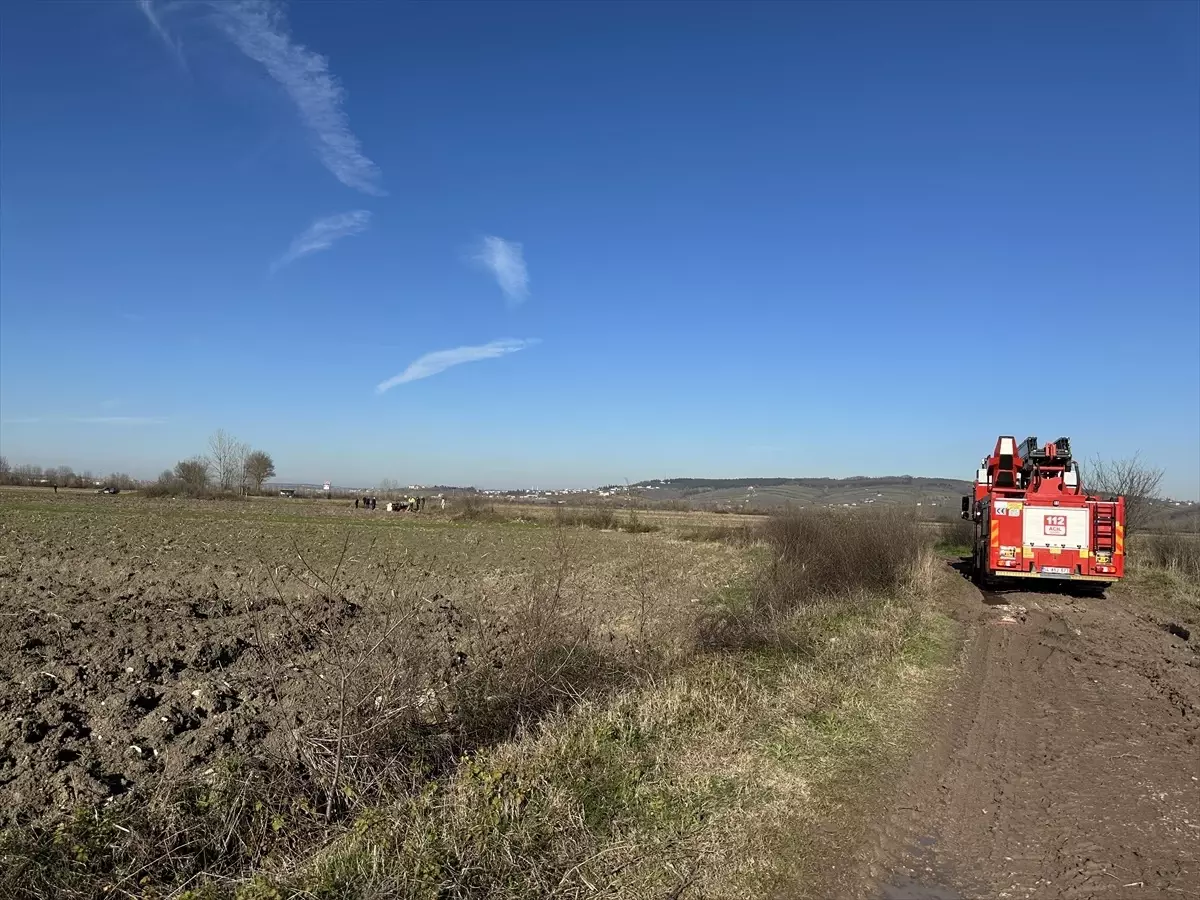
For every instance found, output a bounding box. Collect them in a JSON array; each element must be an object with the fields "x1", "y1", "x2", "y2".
[
  {"x1": 155, "y1": 430, "x2": 276, "y2": 496},
  {"x1": 0, "y1": 457, "x2": 136, "y2": 490},
  {"x1": 0, "y1": 430, "x2": 276, "y2": 497}
]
